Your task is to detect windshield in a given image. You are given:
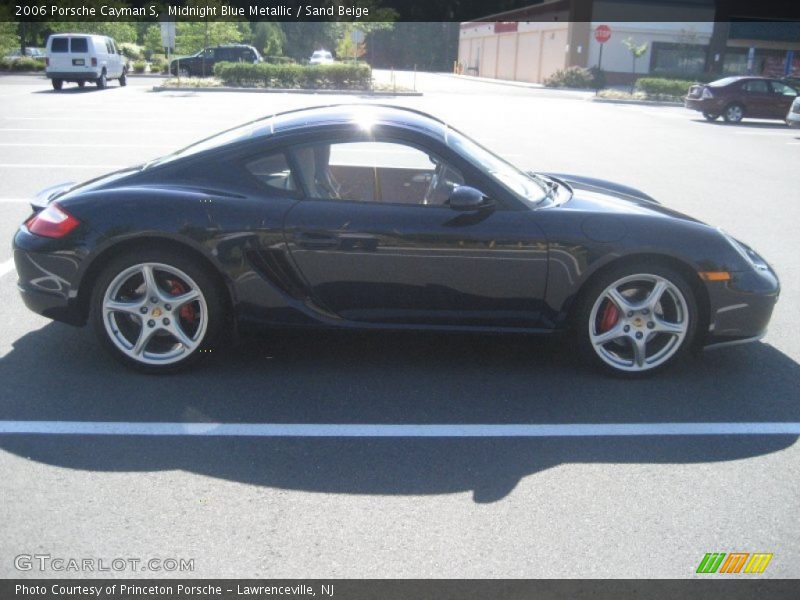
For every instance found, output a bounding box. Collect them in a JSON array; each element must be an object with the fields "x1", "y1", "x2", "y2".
[{"x1": 445, "y1": 128, "x2": 547, "y2": 204}]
